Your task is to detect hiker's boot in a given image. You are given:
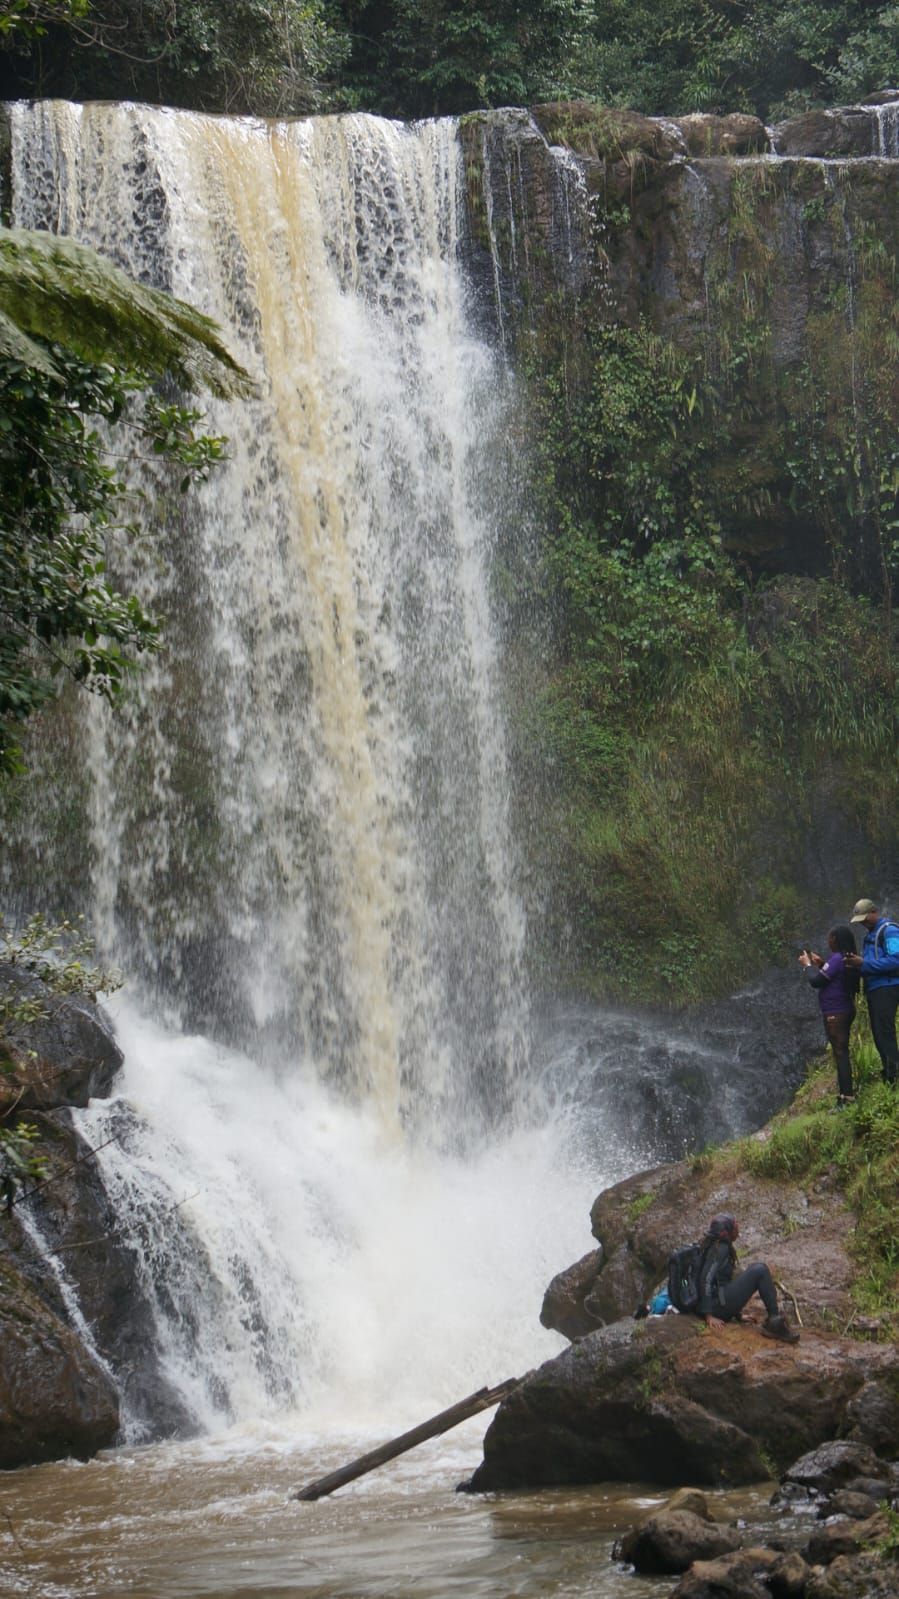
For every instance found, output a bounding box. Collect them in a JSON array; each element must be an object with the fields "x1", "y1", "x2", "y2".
[{"x1": 761, "y1": 1313, "x2": 800, "y2": 1345}]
